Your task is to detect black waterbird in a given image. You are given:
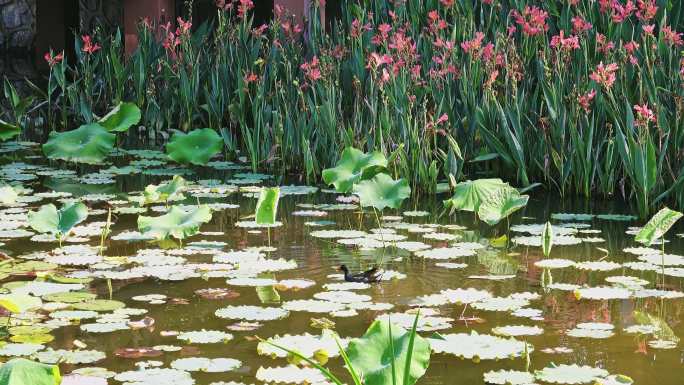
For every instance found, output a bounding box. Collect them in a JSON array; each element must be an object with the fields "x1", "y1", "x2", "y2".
[{"x1": 338, "y1": 264, "x2": 382, "y2": 283}]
